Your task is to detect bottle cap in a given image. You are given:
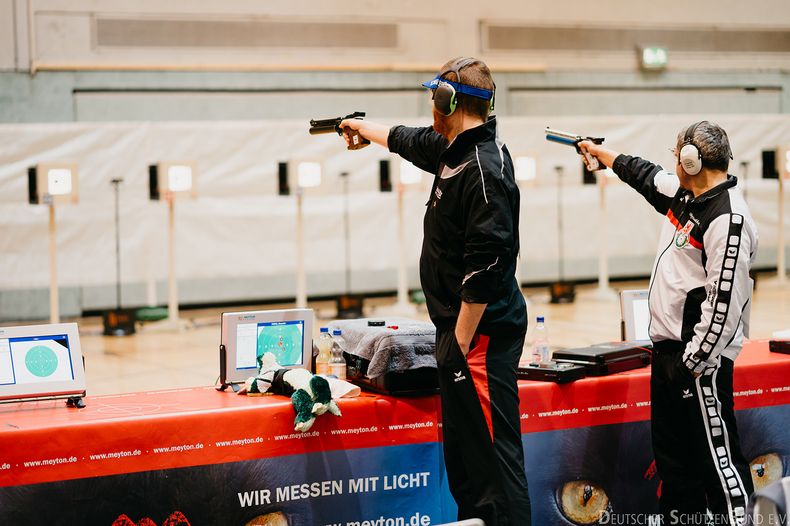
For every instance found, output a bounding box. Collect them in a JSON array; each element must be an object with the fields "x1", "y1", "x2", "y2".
[
  {"x1": 332, "y1": 329, "x2": 342, "y2": 336},
  {"x1": 537, "y1": 316, "x2": 545, "y2": 323},
  {"x1": 320, "y1": 327, "x2": 329, "y2": 333}
]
